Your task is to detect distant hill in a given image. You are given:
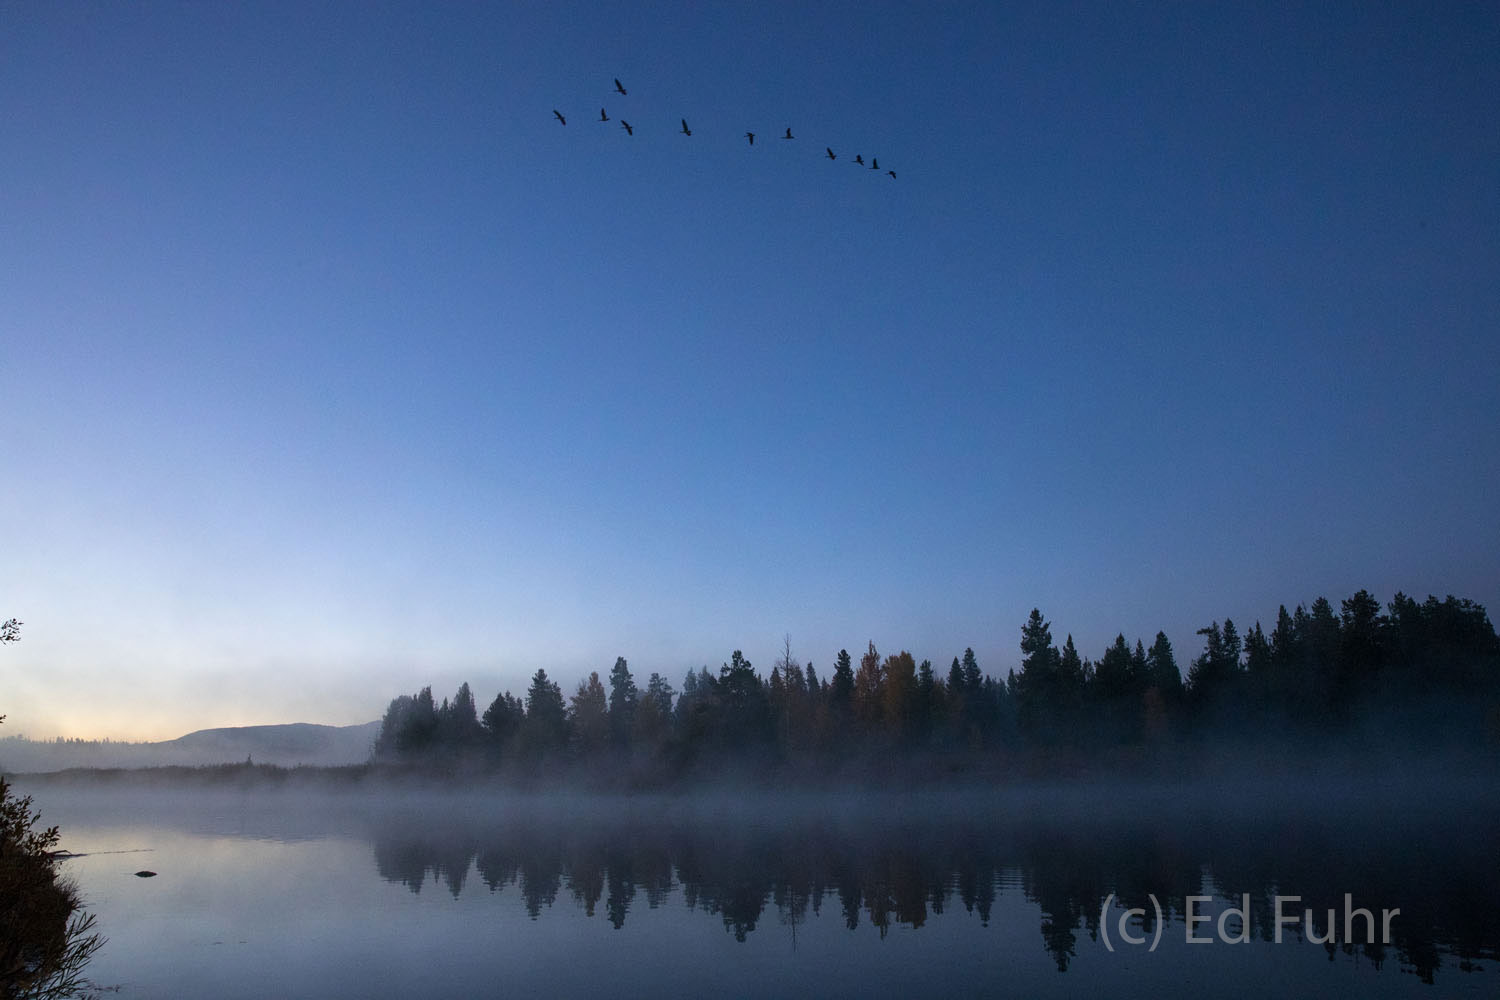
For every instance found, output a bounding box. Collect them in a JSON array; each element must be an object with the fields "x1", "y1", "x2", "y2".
[{"x1": 0, "y1": 721, "x2": 381, "y2": 773}]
